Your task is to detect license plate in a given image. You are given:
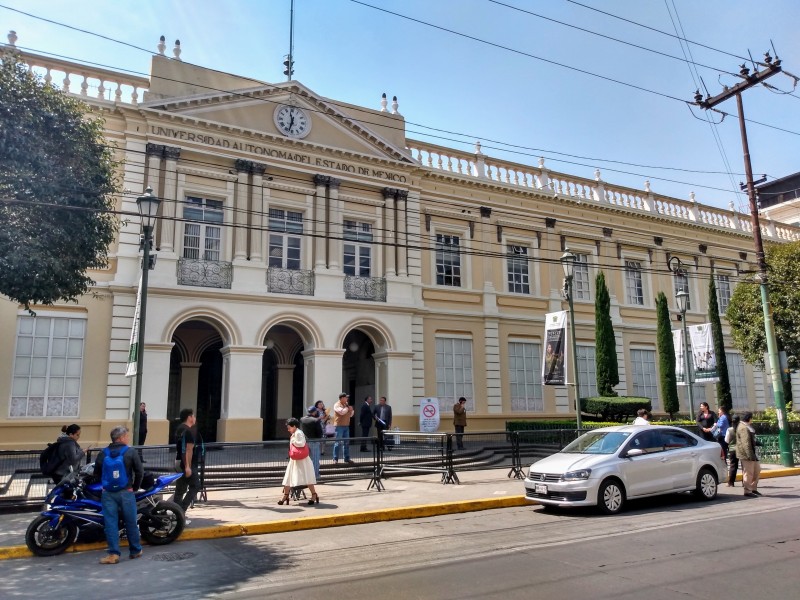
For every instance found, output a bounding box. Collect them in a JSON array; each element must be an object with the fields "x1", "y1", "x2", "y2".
[{"x1": 534, "y1": 483, "x2": 548, "y2": 495}]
